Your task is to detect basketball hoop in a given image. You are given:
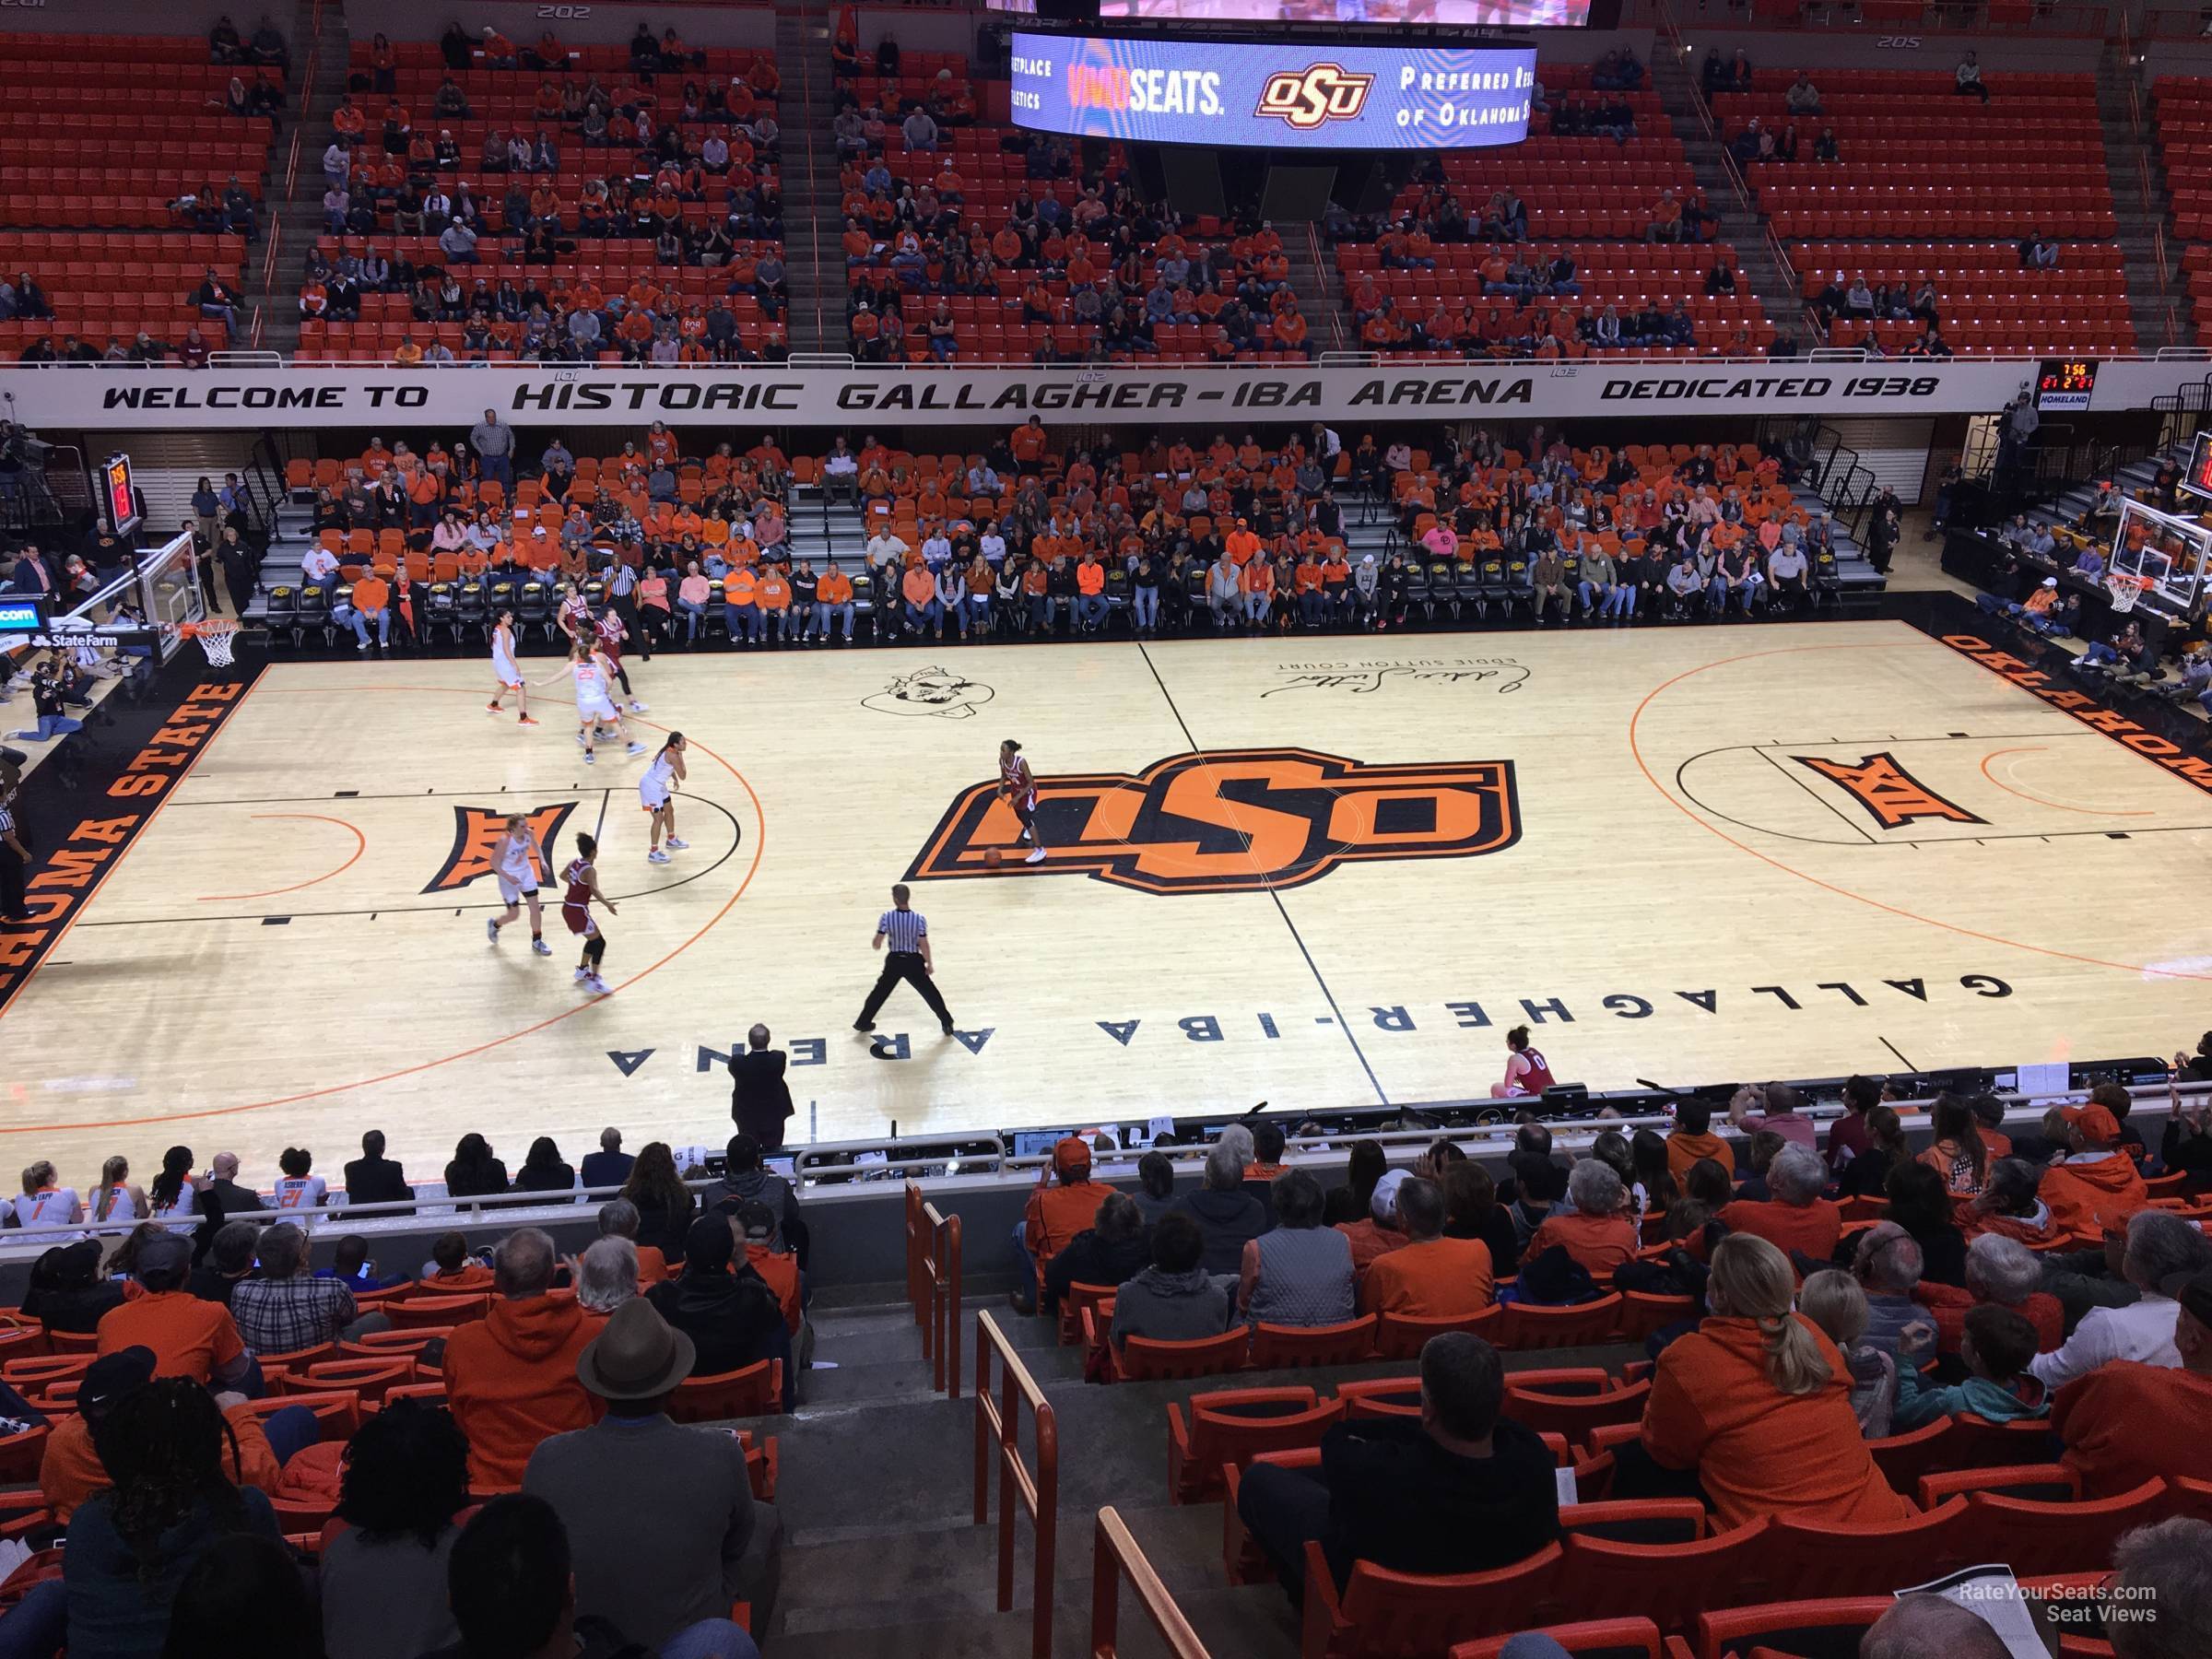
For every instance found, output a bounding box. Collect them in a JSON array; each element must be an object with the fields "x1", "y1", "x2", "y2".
[
  {"x1": 2105, "y1": 572, "x2": 2155, "y2": 615},
  {"x1": 179, "y1": 618, "x2": 241, "y2": 667}
]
